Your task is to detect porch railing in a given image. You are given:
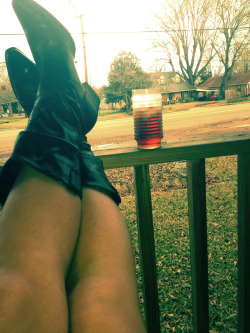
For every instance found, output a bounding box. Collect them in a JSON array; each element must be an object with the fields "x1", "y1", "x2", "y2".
[
  {"x1": 1, "y1": 137, "x2": 250, "y2": 332},
  {"x1": 95, "y1": 137, "x2": 250, "y2": 333}
]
